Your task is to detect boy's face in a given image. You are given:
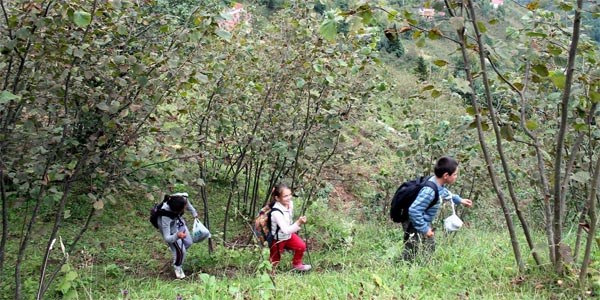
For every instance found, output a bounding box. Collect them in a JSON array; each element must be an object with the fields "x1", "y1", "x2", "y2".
[{"x1": 443, "y1": 168, "x2": 459, "y2": 185}]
